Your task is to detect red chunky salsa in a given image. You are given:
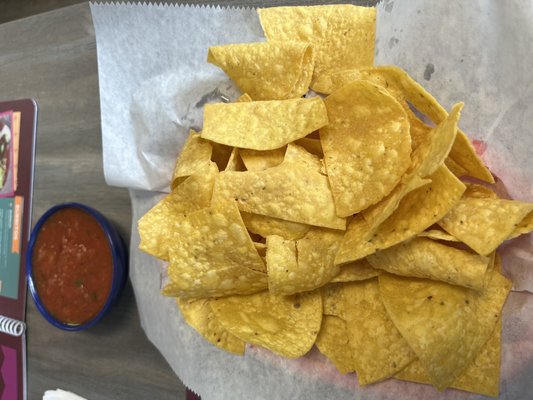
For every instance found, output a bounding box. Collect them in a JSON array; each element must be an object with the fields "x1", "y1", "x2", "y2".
[{"x1": 32, "y1": 207, "x2": 113, "y2": 325}]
